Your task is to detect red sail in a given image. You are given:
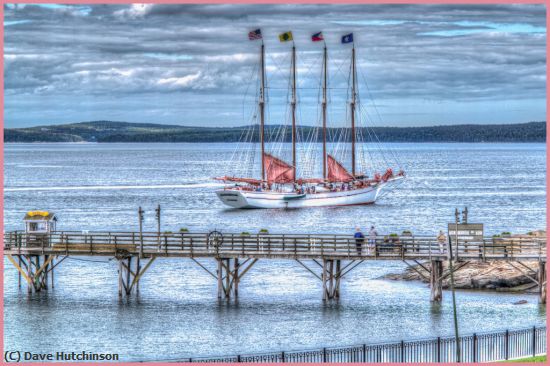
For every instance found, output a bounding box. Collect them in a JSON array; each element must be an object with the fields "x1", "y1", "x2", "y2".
[
  {"x1": 263, "y1": 153, "x2": 295, "y2": 183},
  {"x1": 327, "y1": 155, "x2": 354, "y2": 182}
]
